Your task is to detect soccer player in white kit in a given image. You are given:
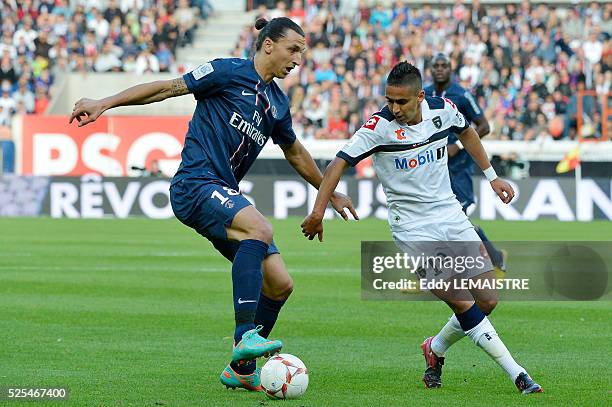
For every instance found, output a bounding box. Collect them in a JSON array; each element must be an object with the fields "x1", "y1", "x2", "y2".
[{"x1": 301, "y1": 62, "x2": 543, "y2": 394}]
